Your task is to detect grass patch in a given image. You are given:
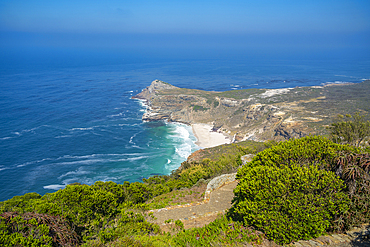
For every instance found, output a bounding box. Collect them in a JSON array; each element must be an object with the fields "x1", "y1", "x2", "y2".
[{"x1": 192, "y1": 105, "x2": 209, "y2": 111}]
